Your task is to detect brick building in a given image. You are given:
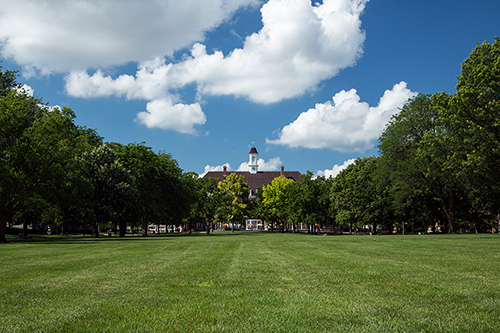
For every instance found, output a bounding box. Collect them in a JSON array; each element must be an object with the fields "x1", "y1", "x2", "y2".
[{"x1": 203, "y1": 146, "x2": 300, "y2": 230}]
